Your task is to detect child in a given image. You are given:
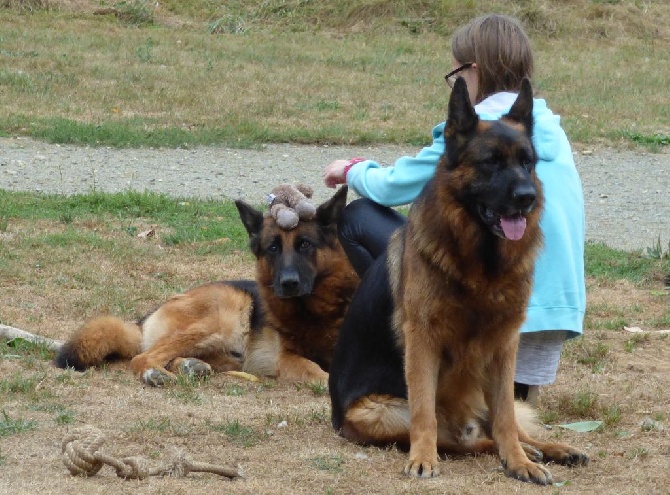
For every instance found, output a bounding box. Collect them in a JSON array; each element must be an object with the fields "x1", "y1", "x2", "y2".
[{"x1": 323, "y1": 14, "x2": 586, "y2": 404}]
